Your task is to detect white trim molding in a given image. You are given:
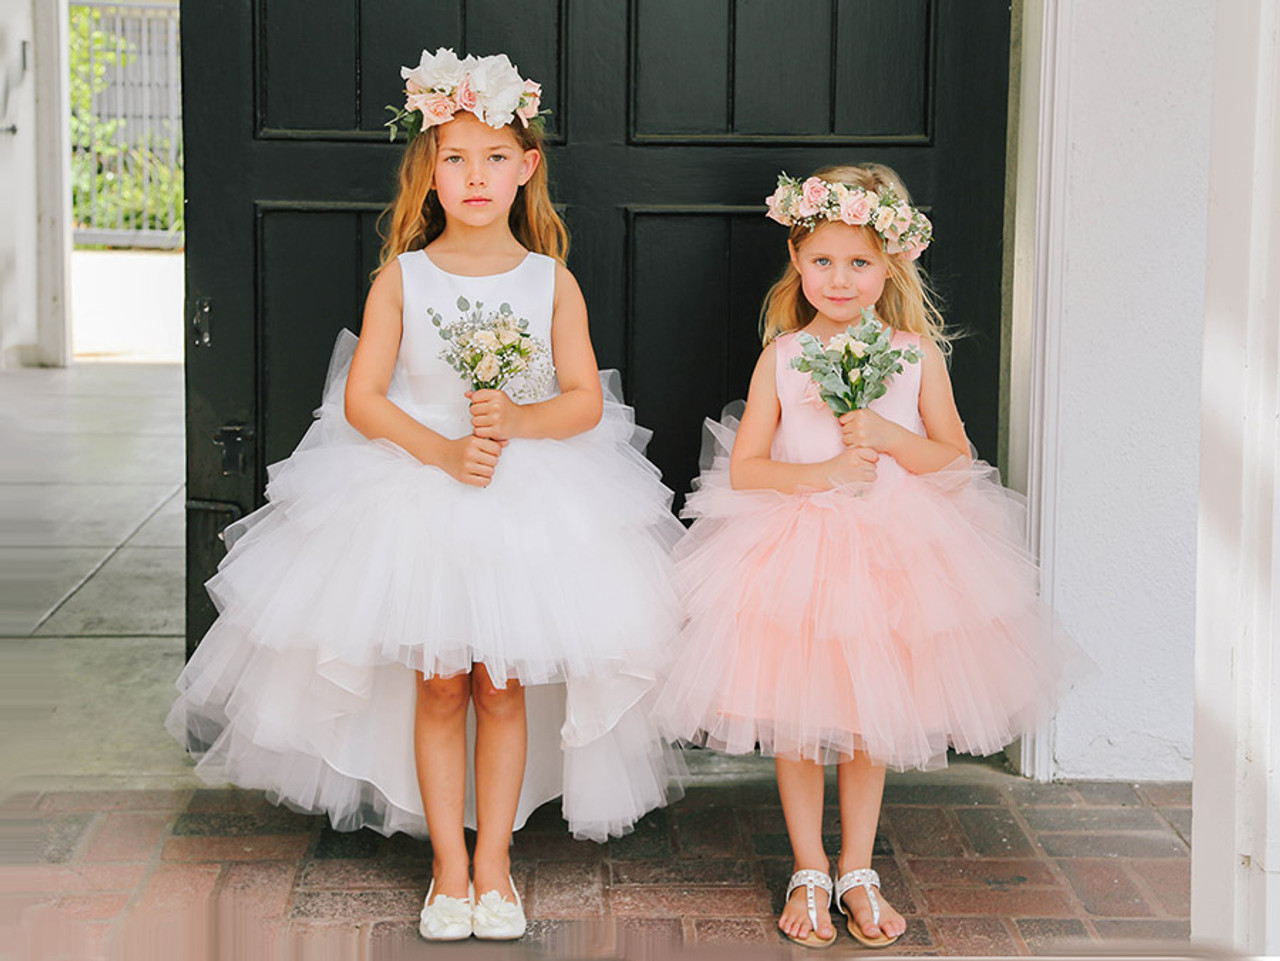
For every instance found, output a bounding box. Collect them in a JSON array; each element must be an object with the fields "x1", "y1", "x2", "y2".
[
  {"x1": 1192, "y1": 0, "x2": 1280, "y2": 951},
  {"x1": 1007, "y1": 0, "x2": 1071, "y2": 782},
  {"x1": 32, "y1": 0, "x2": 71, "y2": 367}
]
